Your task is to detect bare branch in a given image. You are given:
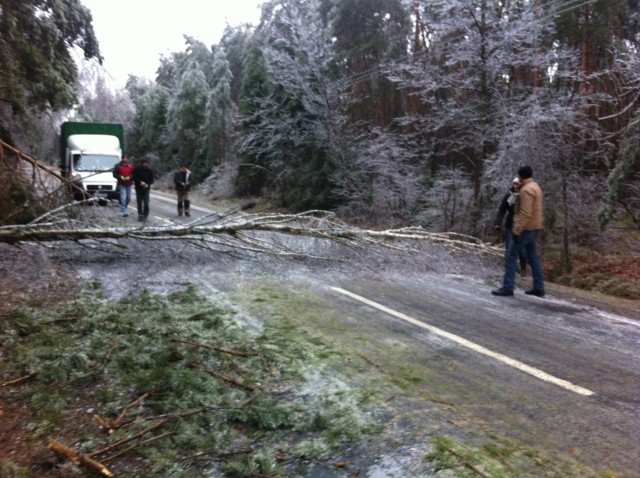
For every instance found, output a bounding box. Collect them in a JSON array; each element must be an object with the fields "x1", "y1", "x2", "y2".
[{"x1": 0, "y1": 209, "x2": 501, "y2": 257}]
